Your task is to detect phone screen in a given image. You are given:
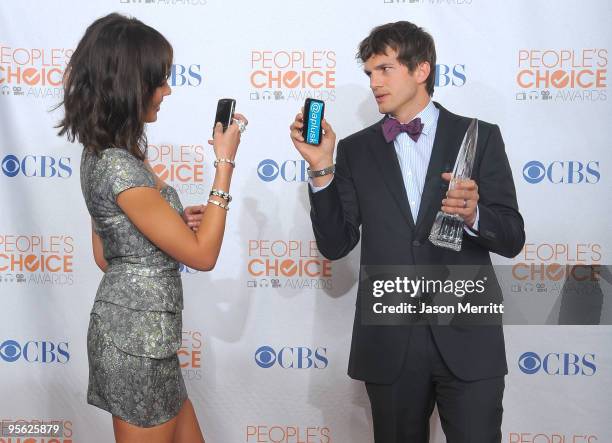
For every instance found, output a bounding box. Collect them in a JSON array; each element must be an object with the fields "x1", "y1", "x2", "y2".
[
  {"x1": 303, "y1": 98, "x2": 325, "y2": 145},
  {"x1": 213, "y1": 98, "x2": 236, "y2": 135}
]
